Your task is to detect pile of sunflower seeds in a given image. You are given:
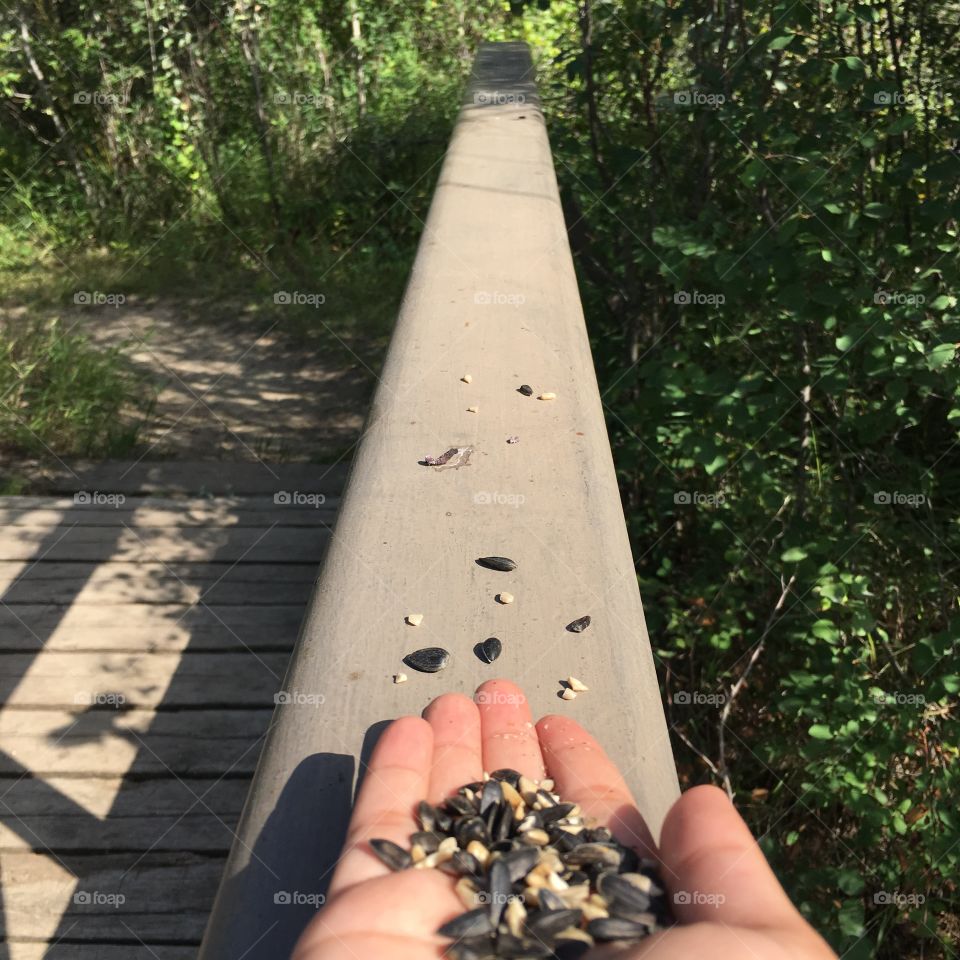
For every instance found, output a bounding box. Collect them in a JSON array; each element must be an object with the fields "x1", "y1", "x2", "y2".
[{"x1": 370, "y1": 768, "x2": 673, "y2": 959}]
